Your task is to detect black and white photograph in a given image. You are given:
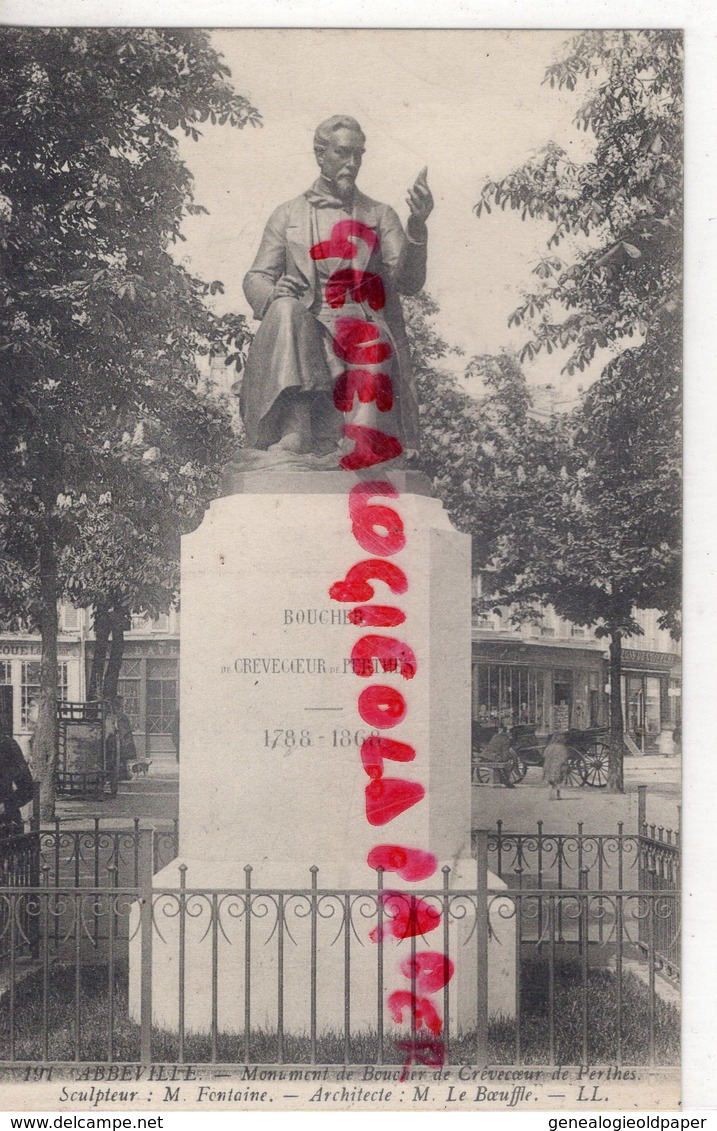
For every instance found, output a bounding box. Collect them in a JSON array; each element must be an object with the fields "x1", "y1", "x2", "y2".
[{"x1": 0, "y1": 13, "x2": 701, "y2": 1117}]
